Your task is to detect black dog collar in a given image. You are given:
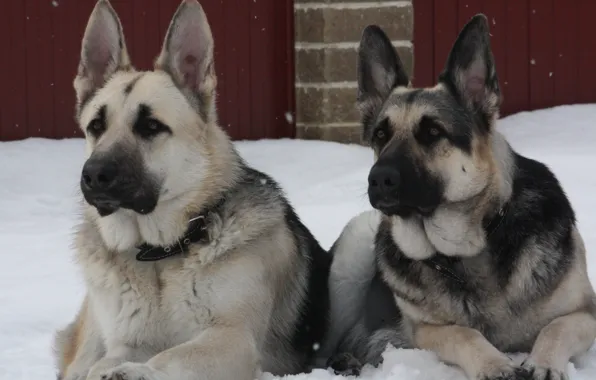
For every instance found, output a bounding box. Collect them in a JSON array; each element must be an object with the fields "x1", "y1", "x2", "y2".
[
  {"x1": 135, "y1": 215, "x2": 210, "y2": 261},
  {"x1": 135, "y1": 198, "x2": 225, "y2": 262}
]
